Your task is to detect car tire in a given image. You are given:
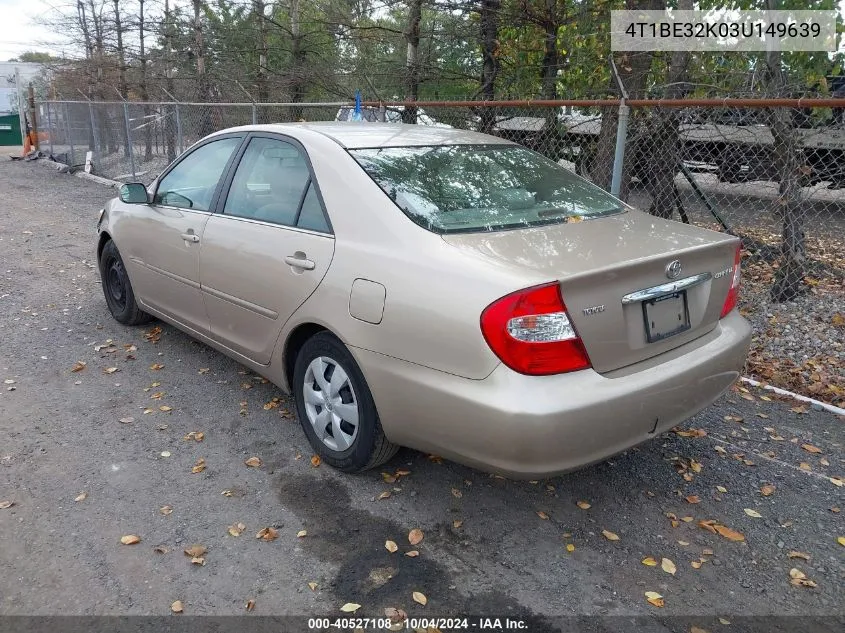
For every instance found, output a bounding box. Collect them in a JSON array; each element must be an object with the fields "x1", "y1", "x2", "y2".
[
  {"x1": 293, "y1": 331, "x2": 398, "y2": 473},
  {"x1": 99, "y1": 239, "x2": 153, "y2": 326}
]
